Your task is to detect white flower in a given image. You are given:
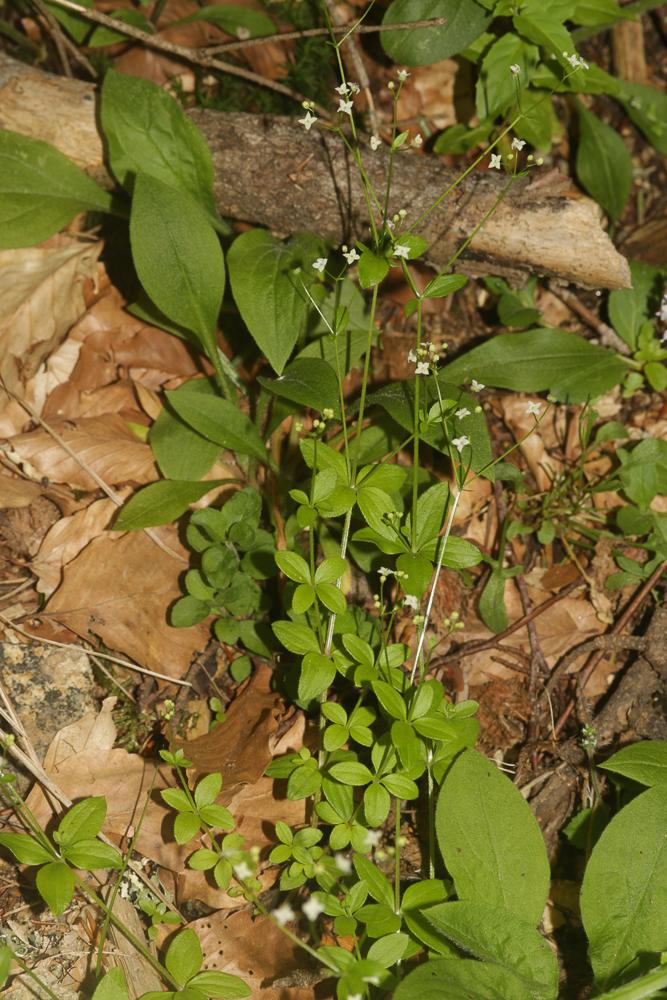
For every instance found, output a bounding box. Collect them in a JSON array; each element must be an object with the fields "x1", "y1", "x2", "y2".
[
  {"x1": 335, "y1": 82, "x2": 350, "y2": 95},
  {"x1": 411, "y1": 134, "x2": 423, "y2": 147},
  {"x1": 302, "y1": 896, "x2": 325, "y2": 921},
  {"x1": 364, "y1": 828, "x2": 383, "y2": 847},
  {"x1": 407, "y1": 349, "x2": 418, "y2": 363},
  {"x1": 656, "y1": 294, "x2": 667, "y2": 324},
  {"x1": 489, "y1": 153, "x2": 502, "y2": 169},
  {"x1": 455, "y1": 407, "x2": 471, "y2": 419},
  {"x1": 394, "y1": 243, "x2": 410, "y2": 259},
  {"x1": 298, "y1": 110, "x2": 318, "y2": 131},
  {"x1": 397, "y1": 69, "x2": 410, "y2": 82},
  {"x1": 470, "y1": 379, "x2": 485, "y2": 392},
  {"x1": 564, "y1": 51, "x2": 589, "y2": 71},
  {"x1": 348, "y1": 995, "x2": 363, "y2": 1000},
  {"x1": 510, "y1": 63, "x2": 521, "y2": 75},
  {"x1": 403, "y1": 594, "x2": 419, "y2": 611},
  {"x1": 271, "y1": 903, "x2": 295, "y2": 926},
  {"x1": 379, "y1": 566, "x2": 393, "y2": 578},
  {"x1": 511, "y1": 137, "x2": 526, "y2": 151},
  {"x1": 312, "y1": 257, "x2": 327, "y2": 272},
  {"x1": 338, "y1": 98, "x2": 353, "y2": 115},
  {"x1": 415, "y1": 361, "x2": 430, "y2": 376},
  {"x1": 452, "y1": 436, "x2": 470, "y2": 452},
  {"x1": 370, "y1": 135, "x2": 382, "y2": 151},
  {"x1": 235, "y1": 26, "x2": 250, "y2": 40},
  {"x1": 233, "y1": 862, "x2": 252, "y2": 880},
  {"x1": 526, "y1": 401, "x2": 541, "y2": 416},
  {"x1": 334, "y1": 853, "x2": 352, "y2": 874},
  {"x1": 342, "y1": 247, "x2": 360, "y2": 265}
]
